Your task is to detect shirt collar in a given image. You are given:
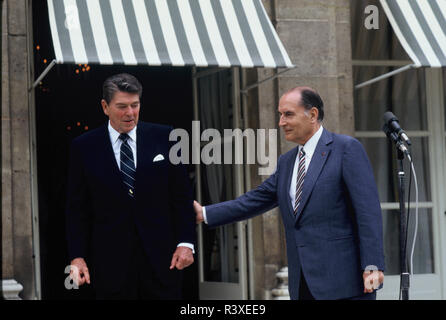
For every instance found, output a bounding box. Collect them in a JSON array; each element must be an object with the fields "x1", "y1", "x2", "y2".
[
  {"x1": 300, "y1": 125, "x2": 323, "y2": 155},
  {"x1": 108, "y1": 121, "x2": 137, "y2": 144}
]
